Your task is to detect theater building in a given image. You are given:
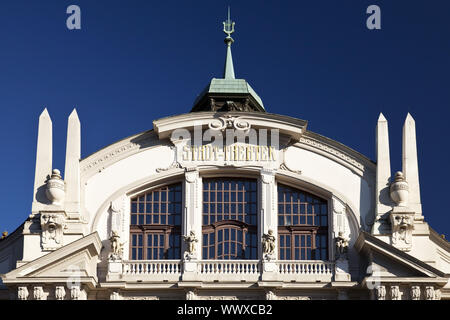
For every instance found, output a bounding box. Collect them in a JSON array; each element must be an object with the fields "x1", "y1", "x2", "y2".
[{"x1": 0, "y1": 14, "x2": 449, "y2": 300}]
